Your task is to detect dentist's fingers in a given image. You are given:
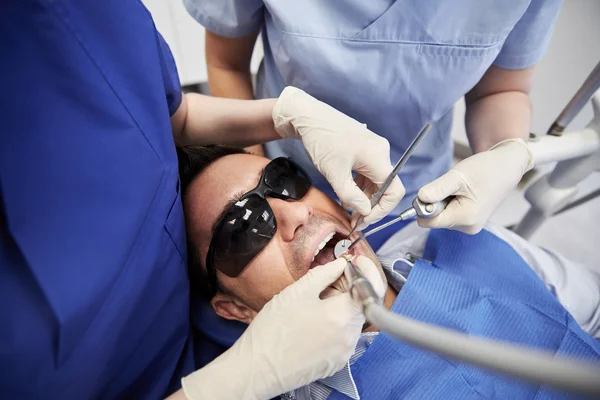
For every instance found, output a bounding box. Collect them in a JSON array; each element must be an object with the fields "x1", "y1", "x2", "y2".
[
  {"x1": 417, "y1": 139, "x2": 533, "y2": 234},
  {"x1": 350, "y1": 211, "x2": 366, "y2": 231},
  {"x1": 357, "y1": 176, "x2": 405, "y2": 228},
  {"x1": 342, "y1": 174, "x2": 374, "y2": 215},
  {"x1": 301, "y1": 258, "x2": 349, "y2": 296},
  {"x1": 328, "y1": 172, "x2": 372, "y2": 216},
  {"x1": 352, "y1": 256, "x2": 387, "y2": 299},
  {"x1": 418, "y1": 170, "x2": 464, "y2": 204},
  {"x1": 354, "y1": 153, "x2": 405, "y2": 222}
]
